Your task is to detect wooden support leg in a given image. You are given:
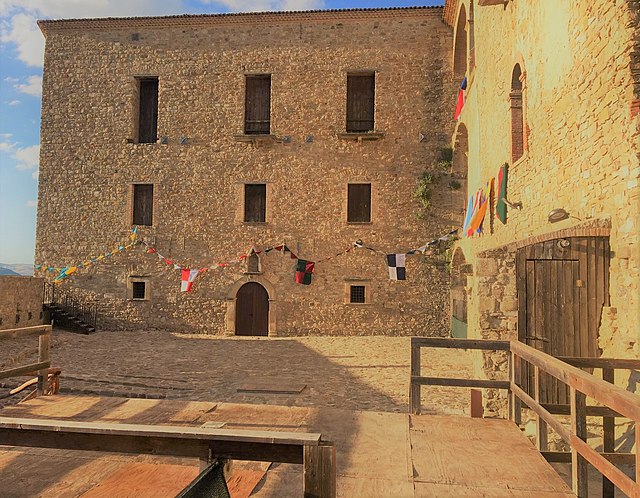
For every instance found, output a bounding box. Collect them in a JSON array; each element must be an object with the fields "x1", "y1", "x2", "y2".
[
  {"x1": 304, "y1": 443, "x2": 336, "y2": 498},
  {"x1": 509, "y1": 352, "x2": 522, "y2": 425},
  {"x1": 37, "y1": 333, "x2": 50, "y2": 396},
  {"x1": 410, "y1": 341, "x2": 421, "y2": 415},
  {"x1": 534, "y1": 366, "x2": 548, "y2": 451},
  {"x1": 602, "y1": 368, "x2": 614, "y2": 498},
  {"x1": 570, "y1": 387, "x2": 588, "y2": 498}
]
